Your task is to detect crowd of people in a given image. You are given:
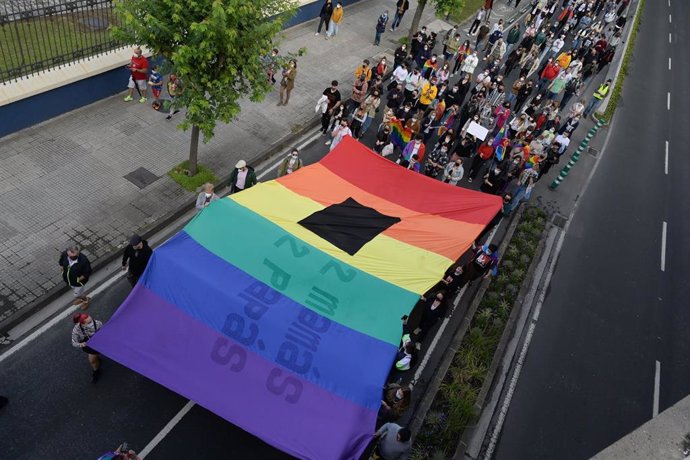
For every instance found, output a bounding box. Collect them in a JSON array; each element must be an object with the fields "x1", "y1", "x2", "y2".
[{"x1": 319, "y1": 0, "x2": 620, "y2": 221}]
